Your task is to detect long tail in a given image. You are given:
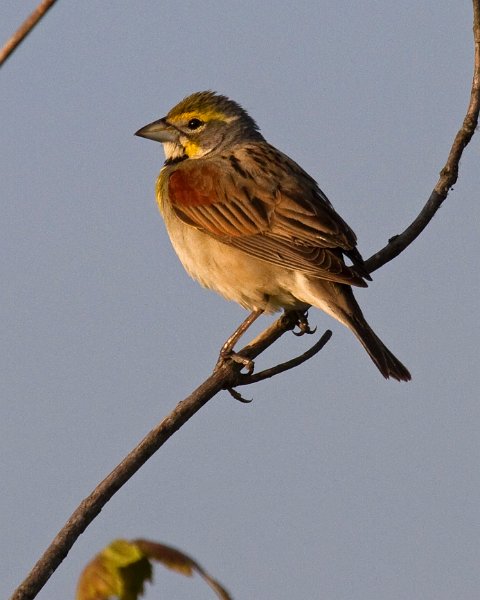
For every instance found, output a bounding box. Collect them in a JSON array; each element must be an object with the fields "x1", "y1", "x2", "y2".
[
  {"x1": 345, "y1": 311, "x2": 411, "y2": 381},
  {"x1": 305, "y1": 280, "x2": 411, "y2": 381}
]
